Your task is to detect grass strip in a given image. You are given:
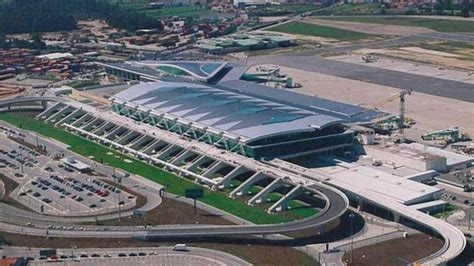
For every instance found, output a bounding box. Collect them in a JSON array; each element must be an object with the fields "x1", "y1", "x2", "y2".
[{"x1": 265, "y1": 21, "x2": 376, "y2": 41}]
